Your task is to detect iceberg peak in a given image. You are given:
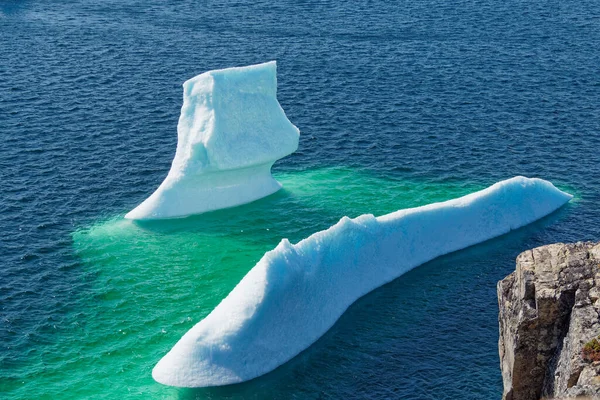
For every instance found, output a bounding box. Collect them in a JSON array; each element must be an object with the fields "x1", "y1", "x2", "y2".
[{"x1": 126, "y1": 61, "x2": 299, "y2": 220}]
